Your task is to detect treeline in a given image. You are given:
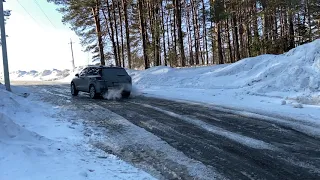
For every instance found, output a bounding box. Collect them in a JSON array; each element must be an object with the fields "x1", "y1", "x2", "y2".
[{"x1": 48, "y1": 0, "x2": 320, "y2": 69}]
